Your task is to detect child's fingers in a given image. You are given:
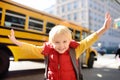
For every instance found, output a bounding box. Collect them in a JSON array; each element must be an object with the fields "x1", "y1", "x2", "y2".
[
  {"x1": 105, "y1": 12, "x2": 111, "y2": 20},
  {"x1": 10, "y1": 29, "x2": 14, "y2": 37},
  {"x1": 105, "y1": 12, "x2": 111, "y2": 22},
  {"x1": 8, "y1": 29, "x2": 14, "y2": 39},
  {"x1": 8, "y1": 35, "x2": 10, "y2": 38},
  {"x1": 106, "y1": 13, "x2": 112, "y2": 28},
  {"x1": 105, "y1": 12, "x2": 108, "y2": 19}
]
